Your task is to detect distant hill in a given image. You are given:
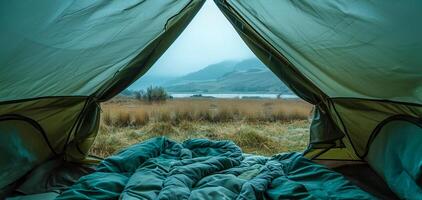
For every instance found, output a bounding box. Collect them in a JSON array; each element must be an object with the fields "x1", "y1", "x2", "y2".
[
  {"x1": 233, "y1": 58, "x2": 265, "y2": 71},
  {"x1": 127, "y1": 74, "x2": 176, "y2": 91},
  {"x1": 166, "y1": 61, "x2": 237, "y2": 84},
  {"x1": 126, "y1": 58, "x2": 292, "y2": 94},
  {"x1": 163, "y1": 58, "x2": 292, "y2": 94}
]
